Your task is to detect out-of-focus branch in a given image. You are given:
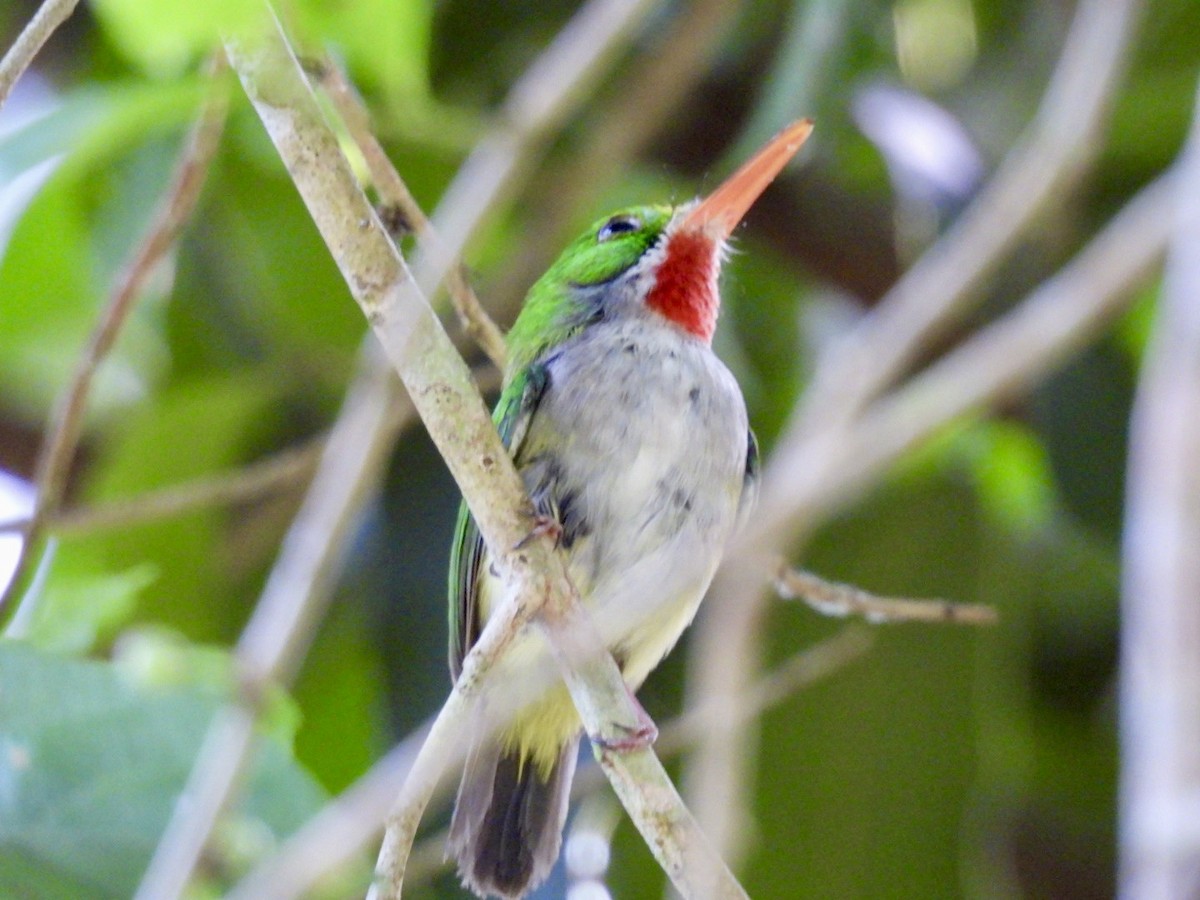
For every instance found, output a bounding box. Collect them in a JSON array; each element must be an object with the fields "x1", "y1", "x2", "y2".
[
  {"x1": 798, "y1": 0, "x2": 1144, "y2": 433},
  {"x1": 134, "y1": 342, "x2": 410, "y2": 900},
  {"x1": 226, "y1": 722, "x2": 430, "y2": 900},
  {"x1": 774, "y1": 564, "x2": 998, "y2": 626},
  {"x1": 313, "y1": 57, "x2": 508, "y2": 370},
  {"x1": 686, "y1": 164, "x2": 1170, "y2": 867},
  {"x1": 0, "y1": 0, "x2": 80, "y2": 109},
  {"x1": 686, "y1": 0, "x2": 1146, "y2": 859},
  {"x1": 1119, "y1": 81, "x2": 1200, "y2": 899},
  {"x1": 1, "y1": 64, "x2": 228, "y2": 628},
  {"x1": 785, "y1": 171, "x2": 1173, "y2": 525},
  {"x1": 231, "y1": 627, "x2": 871, "y2": 899},
  {"x1": 0, "y1": 438, "x2": 321, "y2": 537}
]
